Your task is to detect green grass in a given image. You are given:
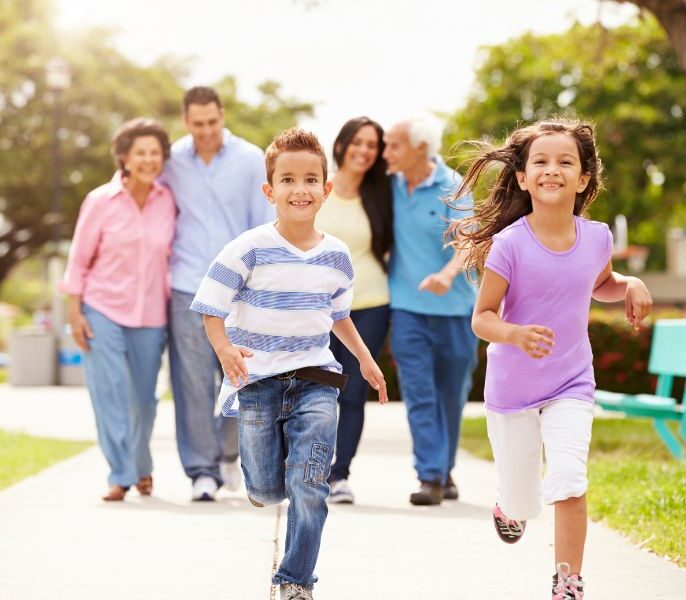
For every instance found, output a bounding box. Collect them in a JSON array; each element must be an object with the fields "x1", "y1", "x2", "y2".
[
  {"x1": 0, "y1": 368, "x2": 6, "y2": 384},
  {"x1": 0, "y1": 430, "x2": 92, "y2": 491},
  {"x1": 460, "y1": 416, "x2": 686, "y2": 567}
]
